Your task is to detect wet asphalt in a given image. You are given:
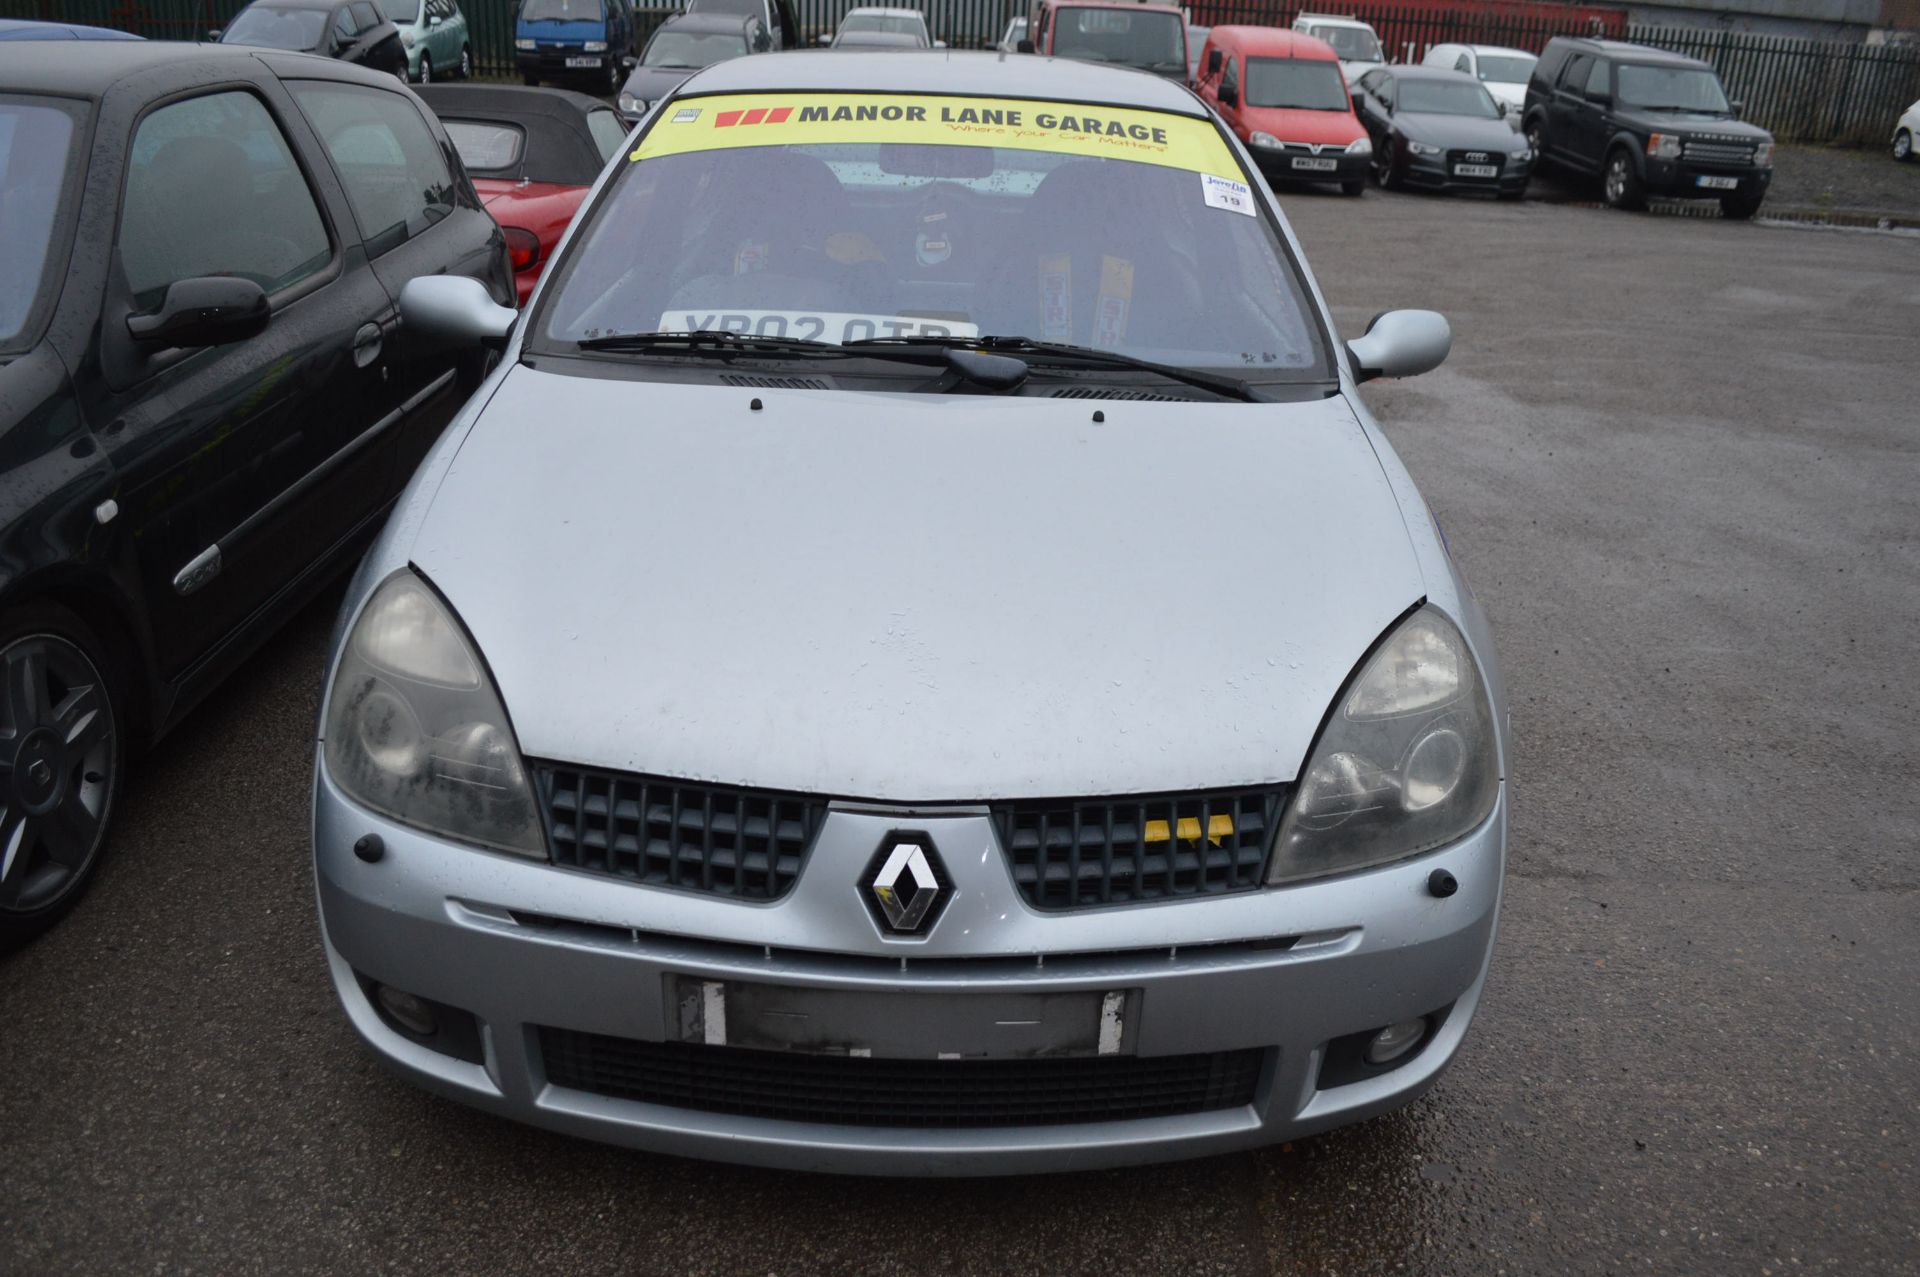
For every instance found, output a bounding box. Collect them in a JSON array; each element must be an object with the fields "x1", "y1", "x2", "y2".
[{"x1": 2, "y1": 192, "x2": 1916, "y2": 1276}]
